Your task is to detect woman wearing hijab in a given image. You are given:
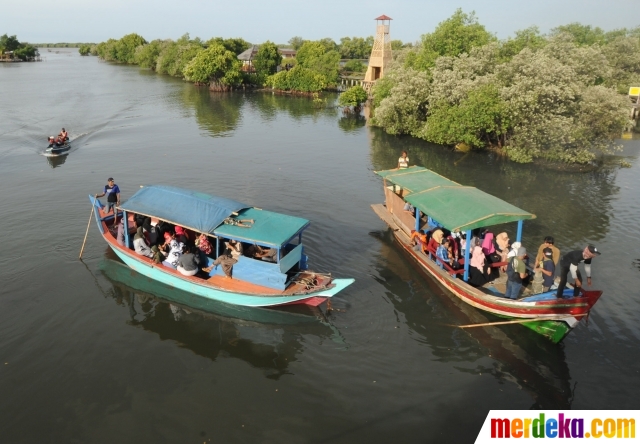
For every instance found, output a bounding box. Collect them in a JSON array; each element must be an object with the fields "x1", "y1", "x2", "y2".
[
  {"x1": 133, "y1": 227, "x2": 154, "y2": 258},
  {"x1": 482, "y1": 232, "x2": 501, "y2": 281},
  {"x1": 467, "y1": 246, "x2": 491, "y2": 287},
  {"x1": 428, "y1": 228, "x2": 444, "y2": 253}
]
